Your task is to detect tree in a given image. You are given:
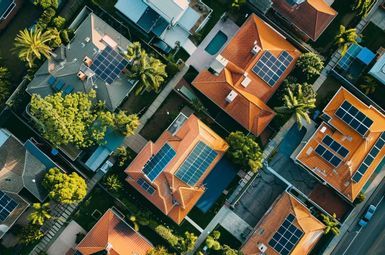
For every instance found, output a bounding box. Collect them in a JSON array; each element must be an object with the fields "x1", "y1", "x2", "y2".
[
  {"x1": 129, "y1": 215, "x2": 140, "y2": 231},
  {"x1": 114, "y1": 111, "x2": 140, "y2": 136},
  {"x1": 155, "y1": 225, "x2": 180, "y2": 247},
  {"x1": 43, "y1": 167, "x2": 87, "y2": 204},
  {"x1": 52, "y1": 16, "x2": 66, "y2": 30},
  {"x1": 37, "y1": 7, "x2": 56, "y2": 27},
  {"x1": 114, "y1": 146, "x2": 129, "y2": 167},
  {"x1": 178, "y1": 232, "x2": 198, "y2": 253},
  {"x1": 147, "y1": 246, "x2": 172, "y2": 255},
  {"x1": 231, "y1": 0, "x2": 246, "y2": 10},
  {"x1": 19, "y1": 224, "x2": 44, "y2": 244},
  {"x1": 359, "y1": 75, "x2": 378, "y2": 95},
  {"x1": 226, "y1": 131, "x2": 263, "y2": 172},
  {"x1": 354, "y1": 192, "x2": 366, "y2": 204},
  {"x1": 222, "y1": 245, "x2": 243, "y2": 255},
  {"x1": 33, "y1": 0, "x2": 58, "y2": 9},
  {"x1": 321, "y1": 213, "x2": 340, "y2": 235},
  {"x1": 296, "y1": 53, "x2": 324, "y2": 81},
  {"x1": 104, "y1": 174, "x2": 123, "y2": 192},
  {"x1": 28, "y1": 203, "x2": 52, "y2": 226},
  {"x1": 206, "y1": 231, "x2": 221, "y2": 251},
  {"x1": 126, "y1": 42, "x2": 147, "y2": 65},
  {"x1": 334, "y1": 26, "x2": 359, "y2": 56},
  {"x1": 275, "y1": 84, "x2": 316, "y2": 130},
  {"x1": 47, "y1": 27, "x2": 62, "y2": 48},
  {"x1": 13, "y1": 28, "x2": 56, "y2": 68},
  {"x1": 353, "y1": 0, "x2": 375, "y2": 17},
  {"x1": 0, "y1": 66, "x2": 10, "y2": 105}
]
